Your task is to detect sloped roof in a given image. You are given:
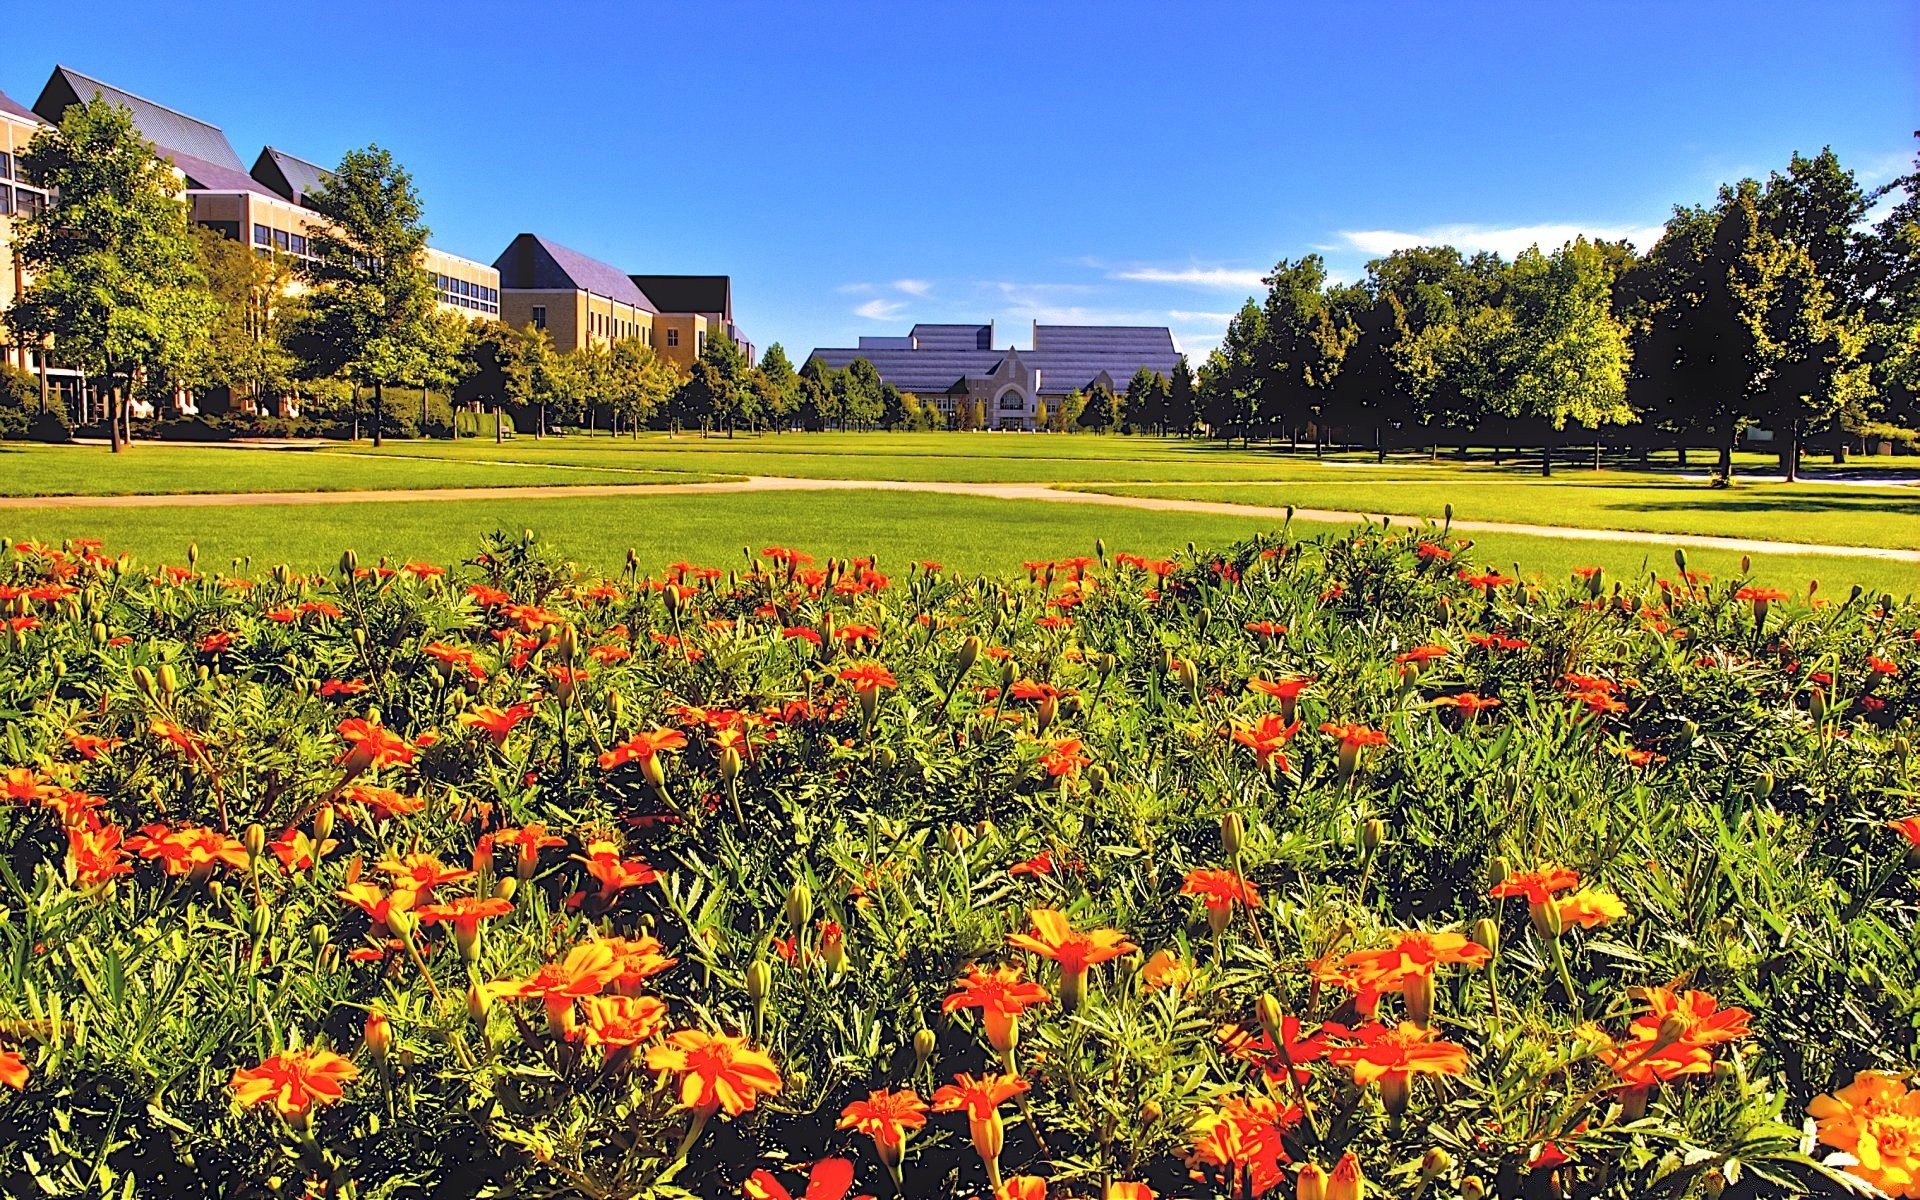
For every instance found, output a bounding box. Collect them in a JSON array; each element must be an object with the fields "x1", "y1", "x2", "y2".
[
  {"x1": 251, "y1": 146, "x2": 332, "y2": 207},
  {"x1": 809, "y1": 347, "x2": 1006, "y2": 394},
  {"x1": 493, "y1": 233, "x2": 655, "y2": 310},
  {"x1": 33, "y1": 65, "x2": 245, "y2": 171},
  {"x1": 910, "y1": 323, "x2": 993, "y2": 351},
  {"x1": 0, "y1": 89, "x2": 45, "y2": 126},
  {"x1": 630, "y1": 274, "x2": 730, "y2": 318},
  {"x1": 168, "y1": 149, "x2": 277, "y2": 196}
]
